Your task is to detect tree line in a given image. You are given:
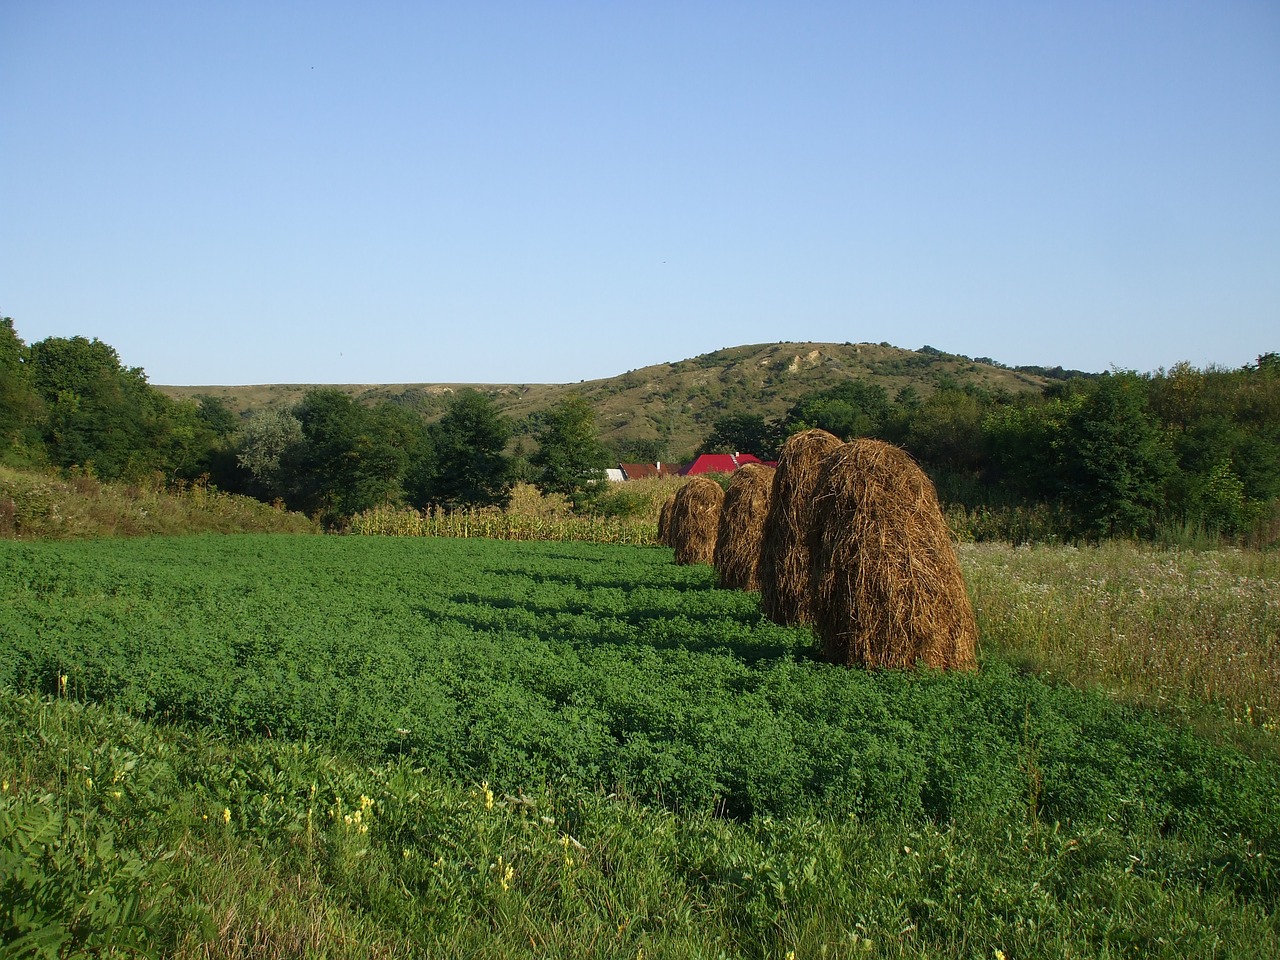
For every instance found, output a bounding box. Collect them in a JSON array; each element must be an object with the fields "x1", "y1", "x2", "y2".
[
  {"x1": 3, "y1": 318, "x2": 1277, "y2": 541},
  {"x1": 0, "y1": 319, "x2": 612, "y2": 526},
  {"x1": 700, "y1": 356, "x2": 1280, "y2": 541}
]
